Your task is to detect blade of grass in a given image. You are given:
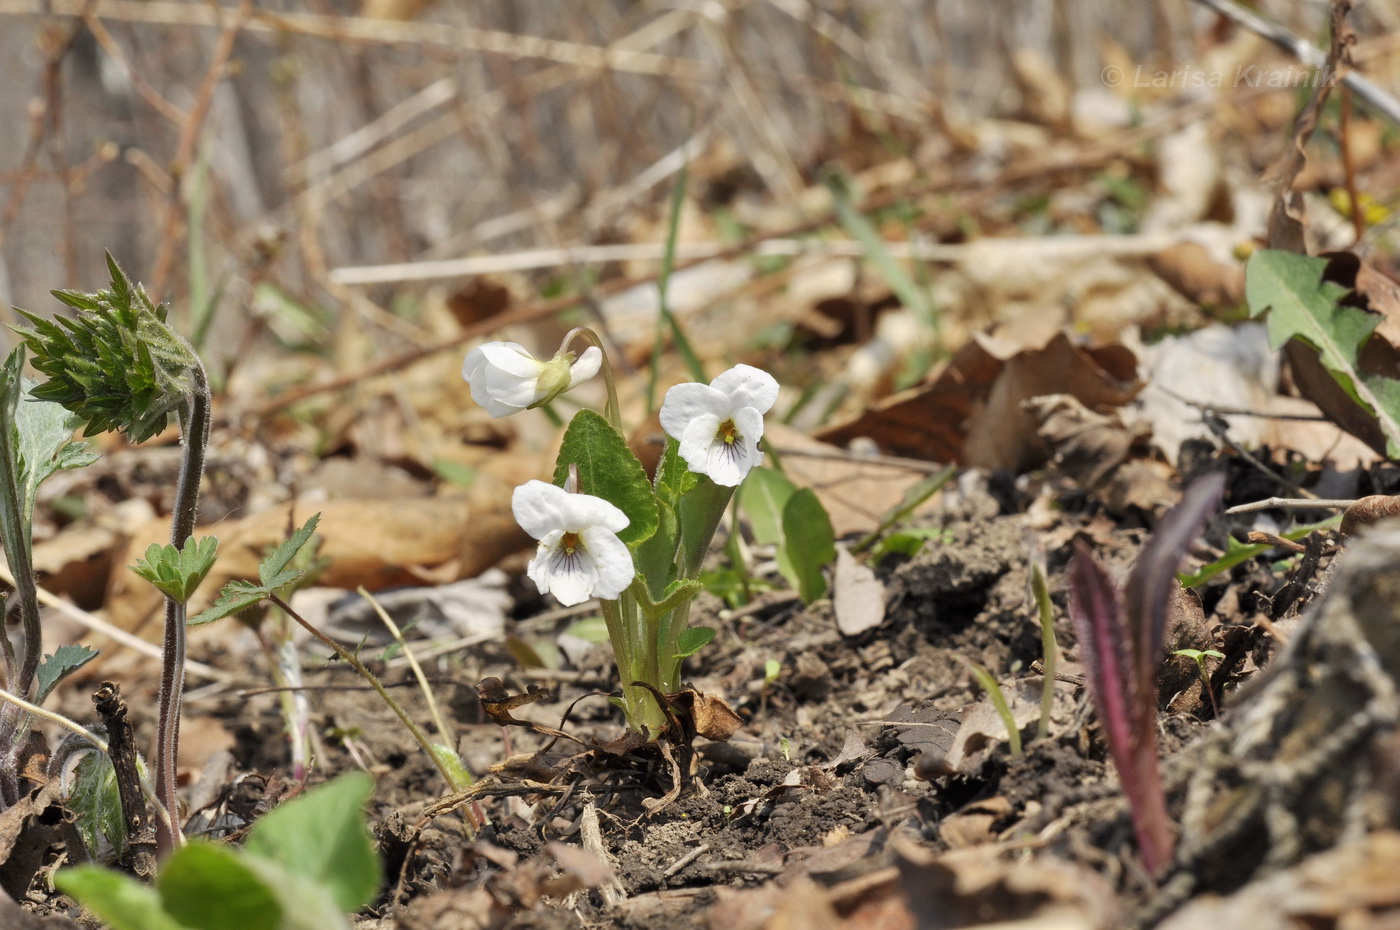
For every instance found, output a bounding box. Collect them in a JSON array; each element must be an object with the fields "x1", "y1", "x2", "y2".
[{"x1": 647, "y1": 139, "x2": 705, "y2": 413}]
